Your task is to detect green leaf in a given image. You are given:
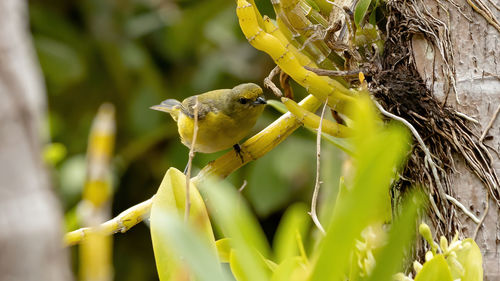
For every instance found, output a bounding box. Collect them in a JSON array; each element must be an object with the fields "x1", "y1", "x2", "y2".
[
  {"x1": 415, "y1": 255, "x2": 453, "y2": 281},
  {"x1": 451, "y1": 238, "x2": 483, "y2": 281},
  {"x1": 366, "y1": 191, "x2": 424, "y2": 281},
  {"x1": 267, "y1": 100, "x2": 288, "y2": 114},
  {"x1": 216, "y1": 238, "x2": 232, "y2": 263},
  {"x1": 354, "y1": 0, "x2": 372, "y2": 27},
  {"x1": 309, "y1": 96, "x2": 410, "y2": 281},
  {"x1": 34, "y1": 35, "x2": 86, "y2": 91},
  {"x1": 202, "y1": 179, "x2": 272, "y2": 281},
  {"x1": 246, "y1": 137, "x2": 315, "y2": 216},
  {"x1": 273, "y1": 203, "x2": 310, "y2": 263},
  {"x1": 271, "y1": 257, "x2": 308, "y2": 281},
  {"x1": 151, "y1": 213, "x2": 231, "y2": 281},
  {"x1": 150, "y1": 168, "x2": 217, "y2": 280}
]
